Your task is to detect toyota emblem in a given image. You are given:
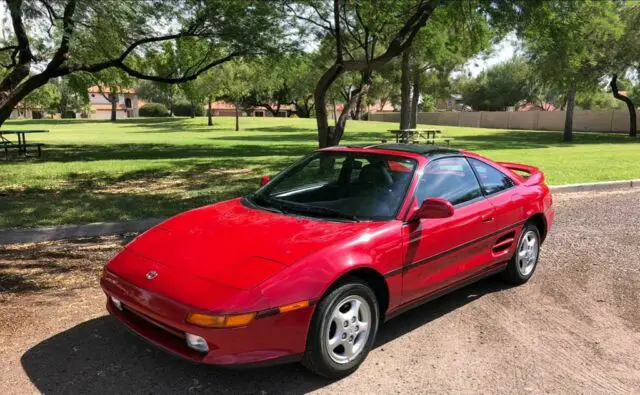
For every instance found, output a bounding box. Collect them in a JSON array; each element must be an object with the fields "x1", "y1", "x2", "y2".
[{"x1": 145, "y1": 270, "x2": 158, "y2": 280}]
